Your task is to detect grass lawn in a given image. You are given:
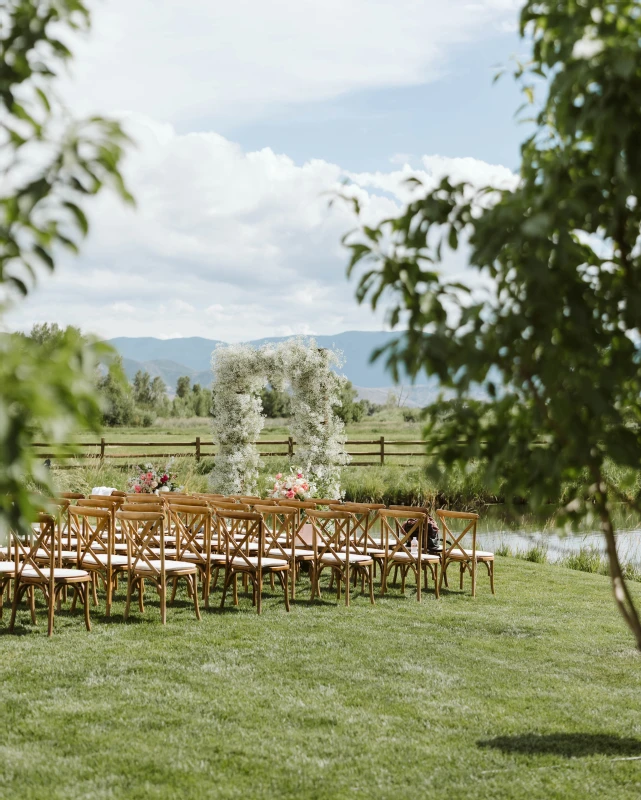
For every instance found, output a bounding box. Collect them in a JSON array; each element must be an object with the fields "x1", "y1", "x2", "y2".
[{"x1": 1, "y1": 559, "x2": 640, "y2": 799}]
